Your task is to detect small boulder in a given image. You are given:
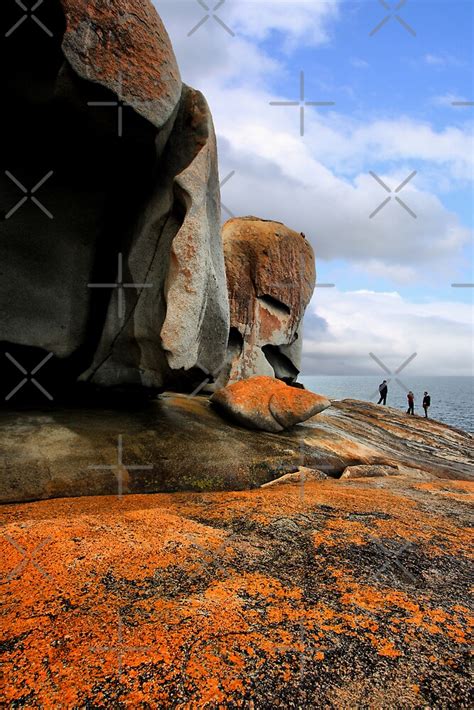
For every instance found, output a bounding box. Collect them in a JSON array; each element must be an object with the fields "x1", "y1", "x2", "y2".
[
  {"x1": 211, "y1": 376, "x2": 331, "y2": 433},
  {"x1": 261, "y1": 467, "x2": 328, "y2": 488},
  {"x1": 340, "y1": 464, "x2": 400, "y2": 479}
]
